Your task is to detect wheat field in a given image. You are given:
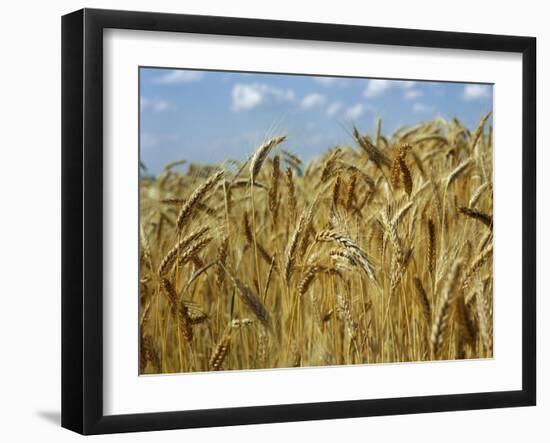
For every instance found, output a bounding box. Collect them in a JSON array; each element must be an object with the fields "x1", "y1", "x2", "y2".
[{"x1": 139, "y1": 115, "x2": 493, "y2": 374}]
